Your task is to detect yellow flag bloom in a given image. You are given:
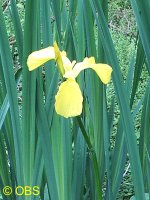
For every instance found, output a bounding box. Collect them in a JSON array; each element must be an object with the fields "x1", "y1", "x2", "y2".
[{"x1": 27, "y1": 43, "x2": 112, "y2": 118}]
